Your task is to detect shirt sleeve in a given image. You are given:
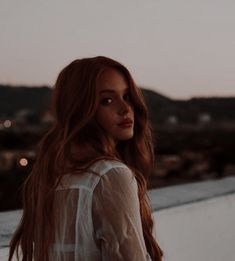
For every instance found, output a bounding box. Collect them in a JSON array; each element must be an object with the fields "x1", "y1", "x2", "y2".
[{"x1": 92, "y1": 166, "x2": 152, "y2": 261}]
